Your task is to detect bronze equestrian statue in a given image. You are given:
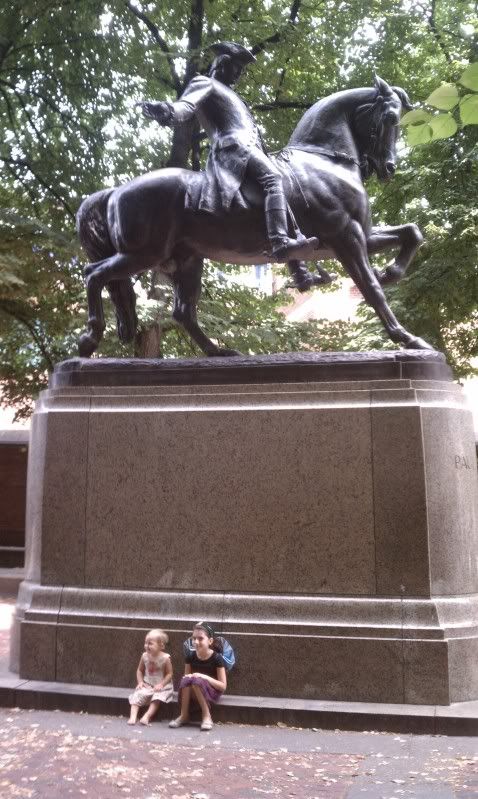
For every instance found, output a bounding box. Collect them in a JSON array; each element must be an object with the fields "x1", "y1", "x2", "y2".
[{"x1": 77, "y1": 50, "x2": 431, "y2": 357}]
